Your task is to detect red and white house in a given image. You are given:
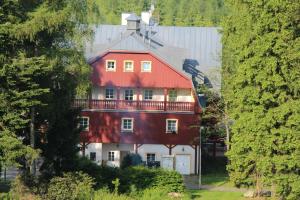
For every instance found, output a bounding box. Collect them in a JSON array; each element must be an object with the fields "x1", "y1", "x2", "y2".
[{"x1": 75, "y1": 12, "x2": 221, "y2": 175}]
